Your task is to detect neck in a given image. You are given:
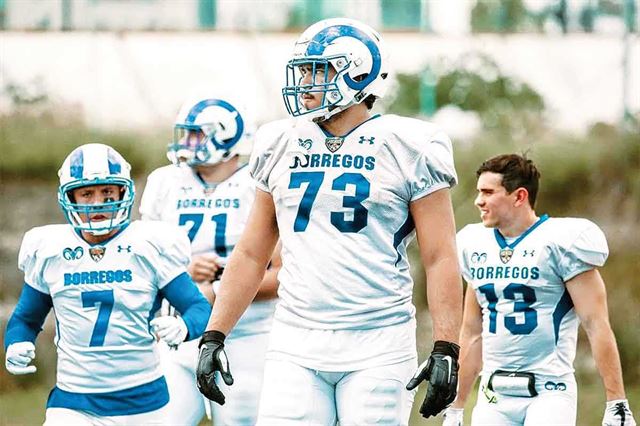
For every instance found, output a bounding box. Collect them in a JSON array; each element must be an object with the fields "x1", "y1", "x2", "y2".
[
  {"x1": 195, "y1": 156, "x2": 239, "y2": 184},
  {"x1": 498, "y1": 210, "x2": 539, "y2": 238},
  {"x1": 81, "y1": 228, "x2": 119, "y2": 245},
  {"x1": 319, "y1": 103, "x2": 370, "y2": 136}
]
